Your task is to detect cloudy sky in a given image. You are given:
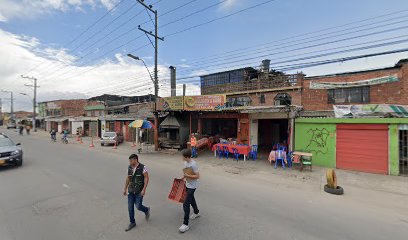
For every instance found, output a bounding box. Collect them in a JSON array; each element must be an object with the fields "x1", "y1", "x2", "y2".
[{"x1": 1, "y1": 0, "x2": 408, "y2": 112}]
